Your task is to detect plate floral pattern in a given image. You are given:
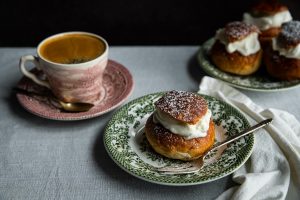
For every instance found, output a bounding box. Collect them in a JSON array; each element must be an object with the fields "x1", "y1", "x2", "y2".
[
  {"x1": 104, "y1": 92, "x2": 254, "y2": 186},
  {"x1": 197, "y1": 38, "x2": 300, "y2": 92}
]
